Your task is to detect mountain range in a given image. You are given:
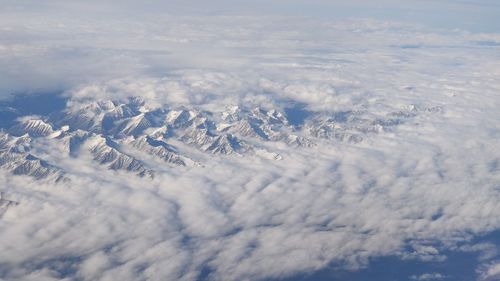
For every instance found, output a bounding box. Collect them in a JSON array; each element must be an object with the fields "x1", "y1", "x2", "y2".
[{"x1": 0, "y1": 96, "x2": 433, "y2": 181}]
